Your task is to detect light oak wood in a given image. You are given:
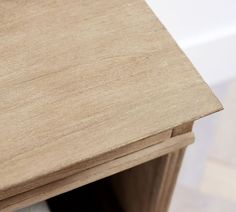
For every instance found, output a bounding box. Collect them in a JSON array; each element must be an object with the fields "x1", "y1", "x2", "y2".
[
  {"x1": 157, "y1": 149, "x2": 186, "y2": 212},
  {"x1": 158, "y1": 122, "x2": 195, "y2": 212},
  {"x1": 0, "y1": 129, "x2": 171, "y2": 201},
  {"x1": 0, "y1": 133, "x2": 194, "y2": 212},
  {"x1": 0, "y1": 0, "x2": 222, "y2": 204},
  {"x1": 111, "y1": 149, "x2": 186, "y2": 212},
  {"x1": 110, "y1": 123, "x2": 193, "y2": 212},
  {"x1": 111, "y1": 155, "x2": 168, "y2": 212},
  {"x1": 171, "y1": 122, "x2": 194, "y2": 137}
]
